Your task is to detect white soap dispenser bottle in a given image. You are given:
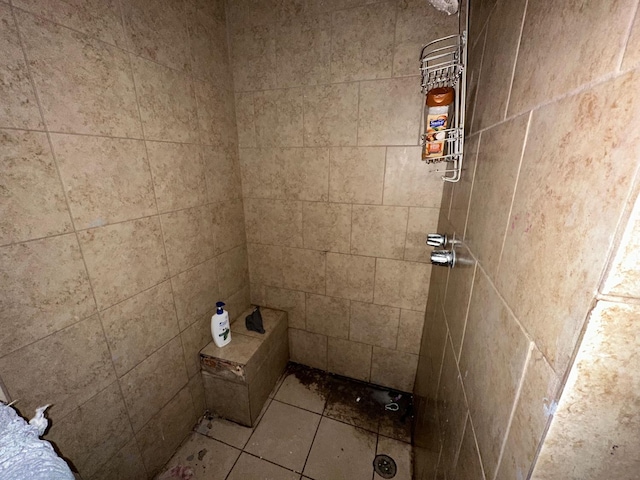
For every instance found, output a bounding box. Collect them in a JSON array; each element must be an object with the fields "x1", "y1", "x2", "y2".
[{"x1": 211, "y1": 301, "x2": 231, "y2": 347}]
